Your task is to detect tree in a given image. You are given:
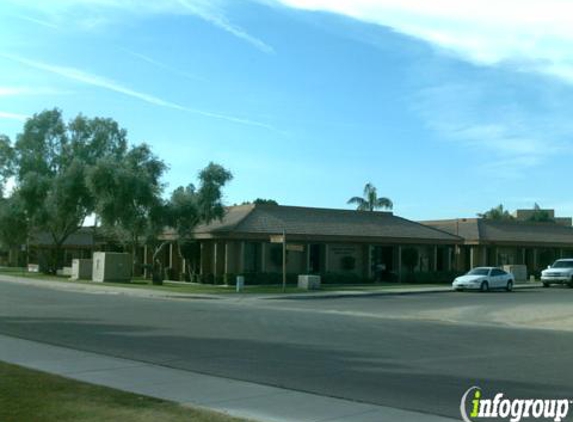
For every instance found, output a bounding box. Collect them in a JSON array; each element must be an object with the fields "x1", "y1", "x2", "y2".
[
  {"x1": 240, "y1": 198, "x2": 278, "y2": 206},
  {"x1": 253, "y1": 198, "x2": 278, "y2": 205},
  {"x1": 150, "y1": 163, "x2": 233, "y2": 283},
  {"x1": 477, "y1": 204, "x2": 514, "y2": 221},
  {"x1": 87, "y1": 143, "x2": 167, "y2": 275},
  {"x1": 0, "y1": 135, "x2": 14, "y2": 197},
  {"x1": 0, "y1": 196, "x2": 28, "y2": 266},
  {"x1": 527, "y1": 203, "x2": 554, "y2": 223},
  {"x1": 347, "y1": 183, "x2": 393, "y2": 211},
  {"x1": 3, "y1": 109, "x2": 128, "y2": 272}
]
